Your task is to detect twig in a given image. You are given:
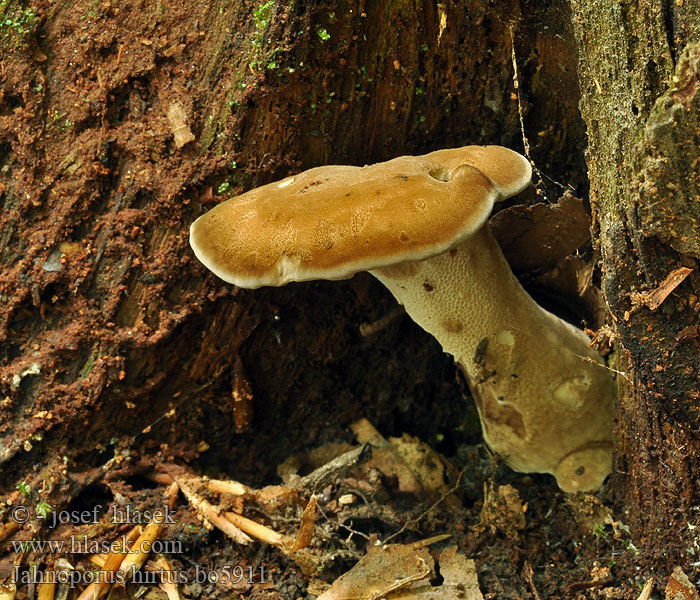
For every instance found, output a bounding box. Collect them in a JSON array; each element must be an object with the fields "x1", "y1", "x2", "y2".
[
  {"x1": 174, "y1": 476, "x2": 252, "y2": 545},
  {"x1": 523, "y1": 560, "x2": 543, "y2": 600},
  {"x1": 154, "y1": 554, "x2": 182, "y2": 600},
  {"x1": 298, "y1": 444, "x2": 372, "y2": 493},
  {"x1": 118, "y1": 516, "x2": 163, "y2": 580},
  {"x1": 208, "y1": 478, "x2": 251, "y2": 497},
  {"x1": 224, "y1": 511, "x2": 288, "y2": 548},
  {"x1": 636, "y1": 578, "x2": 653, "y2": 600},
  {"x1": 76, "y1": 526, "x2": 141, "y2": 600}
]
